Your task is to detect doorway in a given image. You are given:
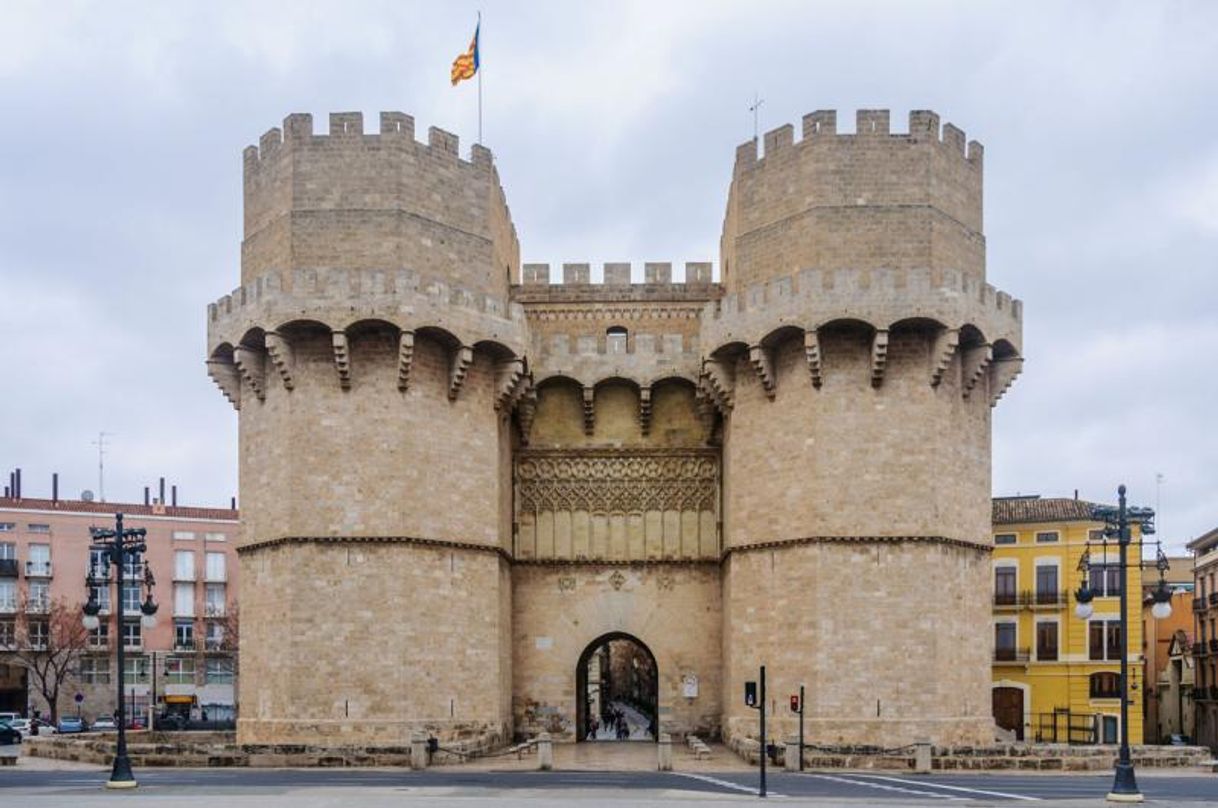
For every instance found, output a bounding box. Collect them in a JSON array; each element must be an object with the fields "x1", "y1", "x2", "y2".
[
  {"x1": 992, "y1": 686, "x2": 1025, "y2": 741},
  {"x1": 575, "y1": 633, "x2": 658, "y2": 742}
]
